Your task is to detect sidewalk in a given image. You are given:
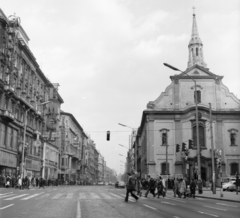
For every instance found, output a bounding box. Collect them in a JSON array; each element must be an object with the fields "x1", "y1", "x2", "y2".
[{"x1": 195, "y1": 189, "x2": 240, "y2": 203}]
